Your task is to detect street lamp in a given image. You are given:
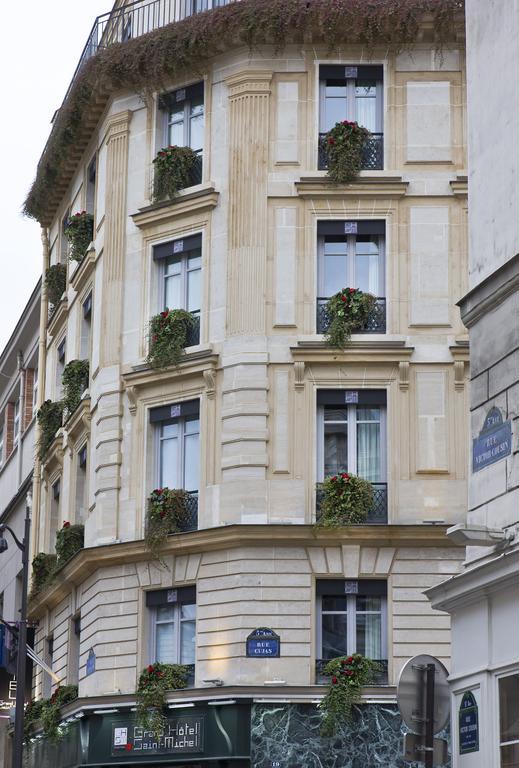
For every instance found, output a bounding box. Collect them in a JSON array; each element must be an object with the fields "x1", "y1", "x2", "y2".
[{"x1": 0, "y1": 490, "x2": 32, "y2": 768}]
